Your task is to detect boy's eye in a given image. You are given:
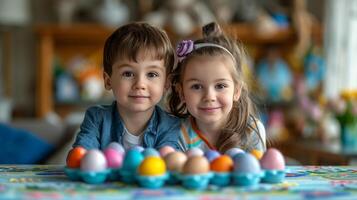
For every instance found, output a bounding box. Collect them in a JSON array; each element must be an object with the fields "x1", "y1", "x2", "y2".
[
  {"x1": 190, "y1": 84, "x2": 202, "y2": 90},
  {"x1": 215, "y1": 83, "x2": 227, "y2": 90},
  {"x1": 147, "y1": 72, "x2": 159, "y2": 78},
  {"x1": 122, "y1": 71, "x2": 134, "y2": 77}
]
